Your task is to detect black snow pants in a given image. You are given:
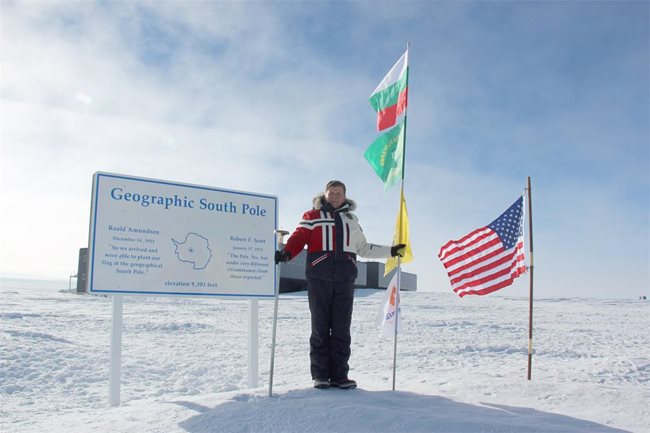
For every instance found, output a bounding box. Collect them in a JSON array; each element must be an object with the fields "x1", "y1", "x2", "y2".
[{"x1": 307, "y1": 277, "x2": 355, "y2": 381}]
